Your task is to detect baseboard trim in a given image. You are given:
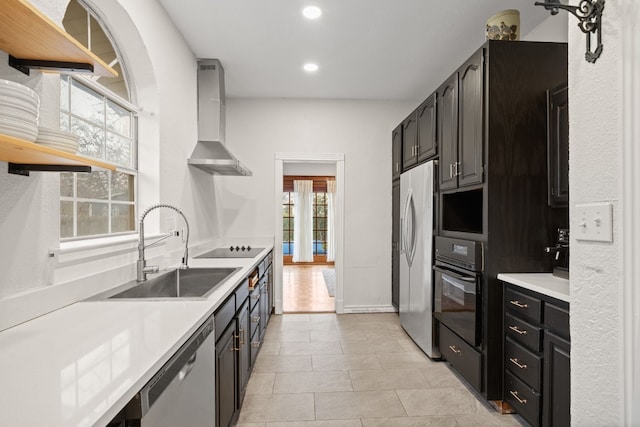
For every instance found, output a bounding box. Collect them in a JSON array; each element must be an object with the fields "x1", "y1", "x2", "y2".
[{"x1": 342, "y1": 305, "x2": 397, "y2": 314}]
